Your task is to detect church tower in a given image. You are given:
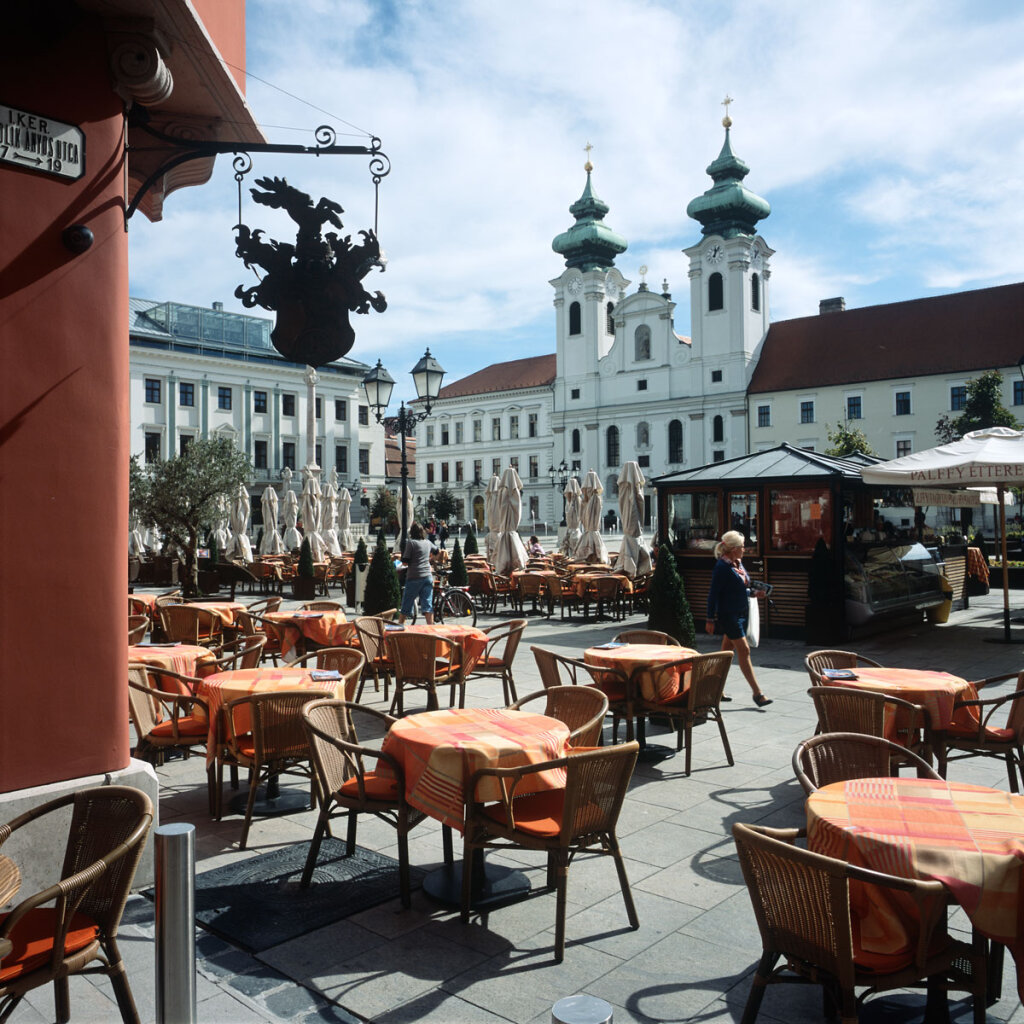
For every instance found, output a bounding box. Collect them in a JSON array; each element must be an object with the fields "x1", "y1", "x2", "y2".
[{"x1": 684, "y1": 103, "x2": 772, "y2": 370}]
